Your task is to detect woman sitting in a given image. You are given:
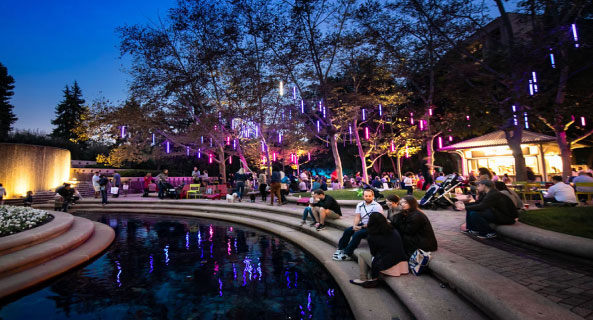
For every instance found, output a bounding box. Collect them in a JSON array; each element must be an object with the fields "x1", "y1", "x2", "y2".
[
  {"x1": 494, "y1": 181, "x2": 523, "y2": 210},
  {"x1": 391, "y1": 196, "x2": 438, "y2": 257},
  {"x1": 350, "y1": 213, "x2": 408, "y2": 288}
]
